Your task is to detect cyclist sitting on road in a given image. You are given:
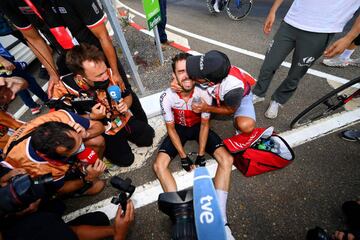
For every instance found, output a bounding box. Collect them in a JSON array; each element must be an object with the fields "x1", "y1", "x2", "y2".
[
  {"x1": 174, "y1": 50, "x2": 257, "y2": 134},
  {"x1": 153, "y1": 52, "x2": 235, "y2": 239}
]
